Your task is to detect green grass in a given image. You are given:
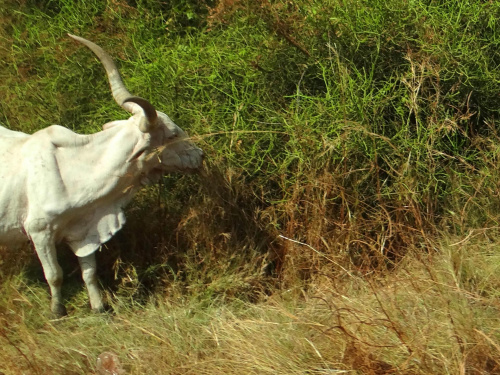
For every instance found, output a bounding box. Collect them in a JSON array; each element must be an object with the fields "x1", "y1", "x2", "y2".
[{"x1": 1, "y1": 0, "x2": 500, "y2": 373}]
